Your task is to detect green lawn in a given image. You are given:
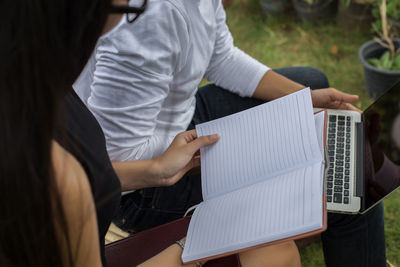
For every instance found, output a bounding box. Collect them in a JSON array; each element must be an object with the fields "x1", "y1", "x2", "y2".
[{"x1": 223, "y1": 1, "x2": 400, "y2": 266}]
